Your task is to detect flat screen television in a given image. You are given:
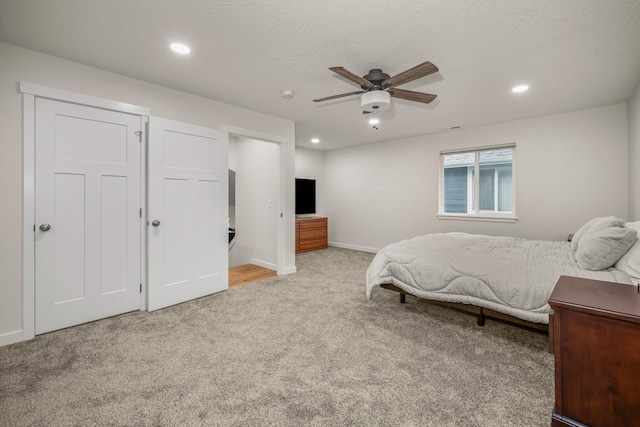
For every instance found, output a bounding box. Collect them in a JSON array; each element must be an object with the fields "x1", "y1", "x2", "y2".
[{"x1": 295, "y1": 178, "x2": 316, "y2": 215}]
